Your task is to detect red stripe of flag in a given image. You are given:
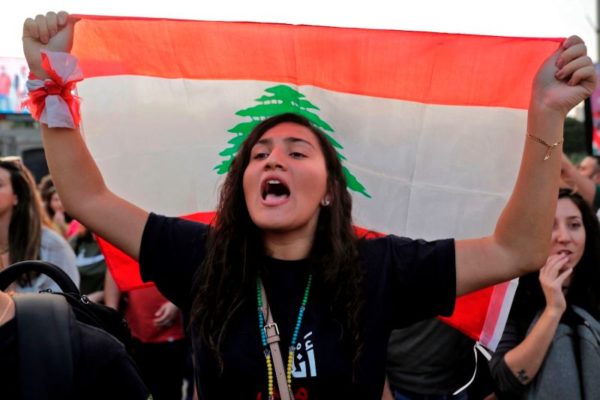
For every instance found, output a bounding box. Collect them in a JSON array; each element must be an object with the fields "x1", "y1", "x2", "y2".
[{"x1": 73, "y1": 14, "x2": 561, "y2": 109}]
